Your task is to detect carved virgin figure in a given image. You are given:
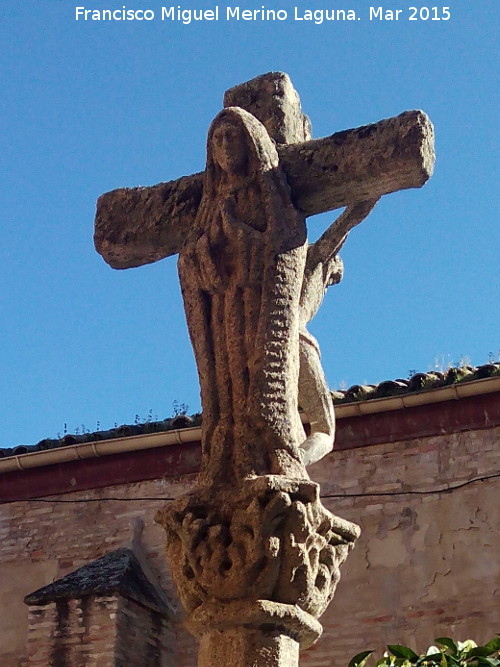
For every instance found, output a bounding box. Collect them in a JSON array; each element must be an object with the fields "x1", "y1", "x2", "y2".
[{"x1": 178, "y1": 107, "x2": 309, "y2": 487}]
